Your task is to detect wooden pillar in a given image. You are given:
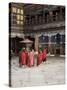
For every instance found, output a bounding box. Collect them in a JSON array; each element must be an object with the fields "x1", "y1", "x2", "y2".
[
  {"x1": 29, "y1": 17, "x2": 31, "y2": 25},
  {"x1": 54, "y1": 44, "x2": 56, "y2": 55},
  {"x1": 60, "y1": 44, "x2": 63, "y2": 55},
  {"x1": 49, "y1": 11, "x2": 53, "y2": 22},
  {"x1": 59, "y1": 7, "x2": 63, "y2": 20},
  {"x1": 42, "y1": 14, "x2": 45, "y2": 23},
  {"x1": 56, "y1": 12, "x2": 58, "y2": 21},
  {"x1": 35, "y1": 35, "x2": 39, "y2": 51},
  {"x1": 47, "y1": 14, "x2": 49, "y2": 23},
  {"x1": 48, "y1": 34, "x2": 51, "y2": 54},
  {"x1": 35, "y1": 15, "x2": 38, "y2": 24},
  {"x1": 54, "y1": 36, "x2": 56, "y2": 55}
]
